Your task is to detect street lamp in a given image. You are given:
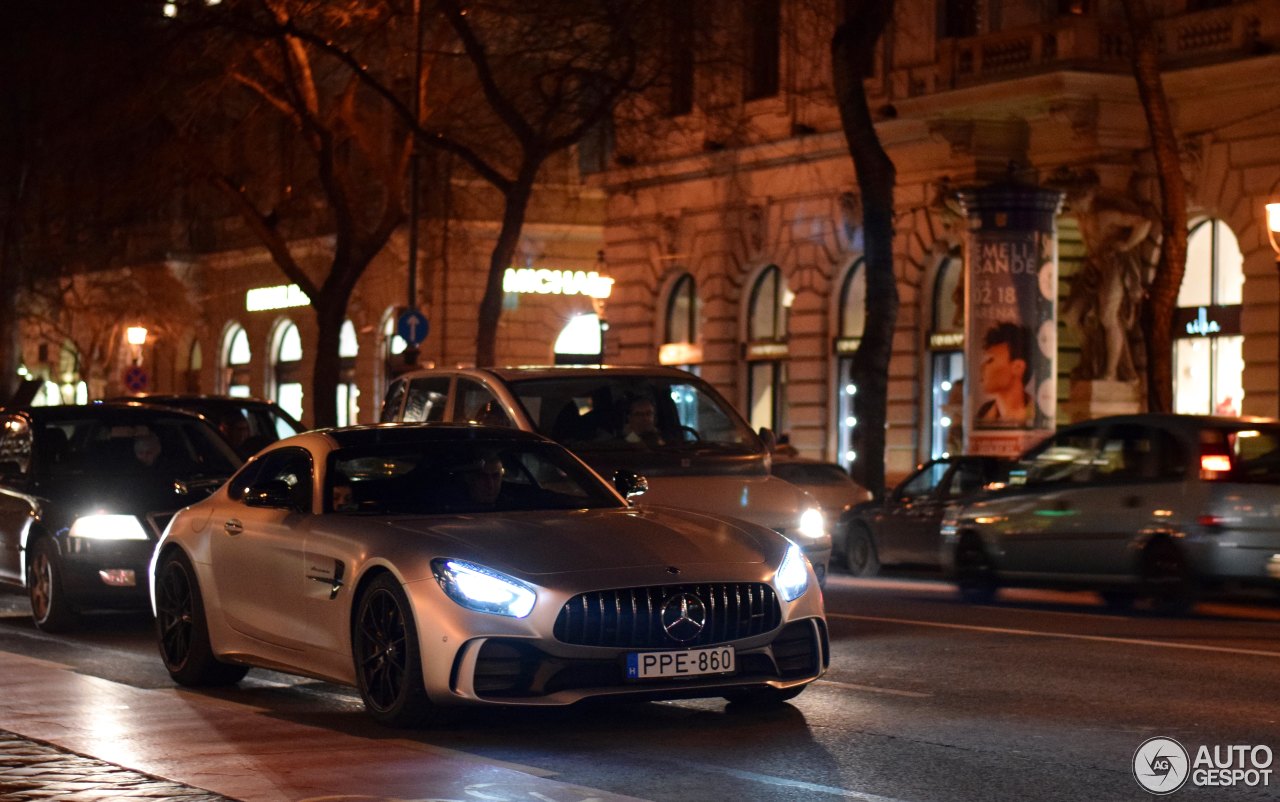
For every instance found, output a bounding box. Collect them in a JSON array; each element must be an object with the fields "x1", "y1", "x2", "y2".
[
  {"x1": 1267, "y1": 202, "x2": 1280, "y2": 416},
  {"x1": 126, "y1": 326, "x2": 148, "y2": 365}
]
